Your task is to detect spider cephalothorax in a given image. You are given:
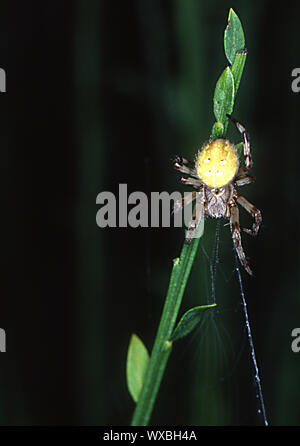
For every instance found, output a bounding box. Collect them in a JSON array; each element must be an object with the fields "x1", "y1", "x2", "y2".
[{"x1": 172, "y1": 114, "x2": 261, "y2": 276}]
